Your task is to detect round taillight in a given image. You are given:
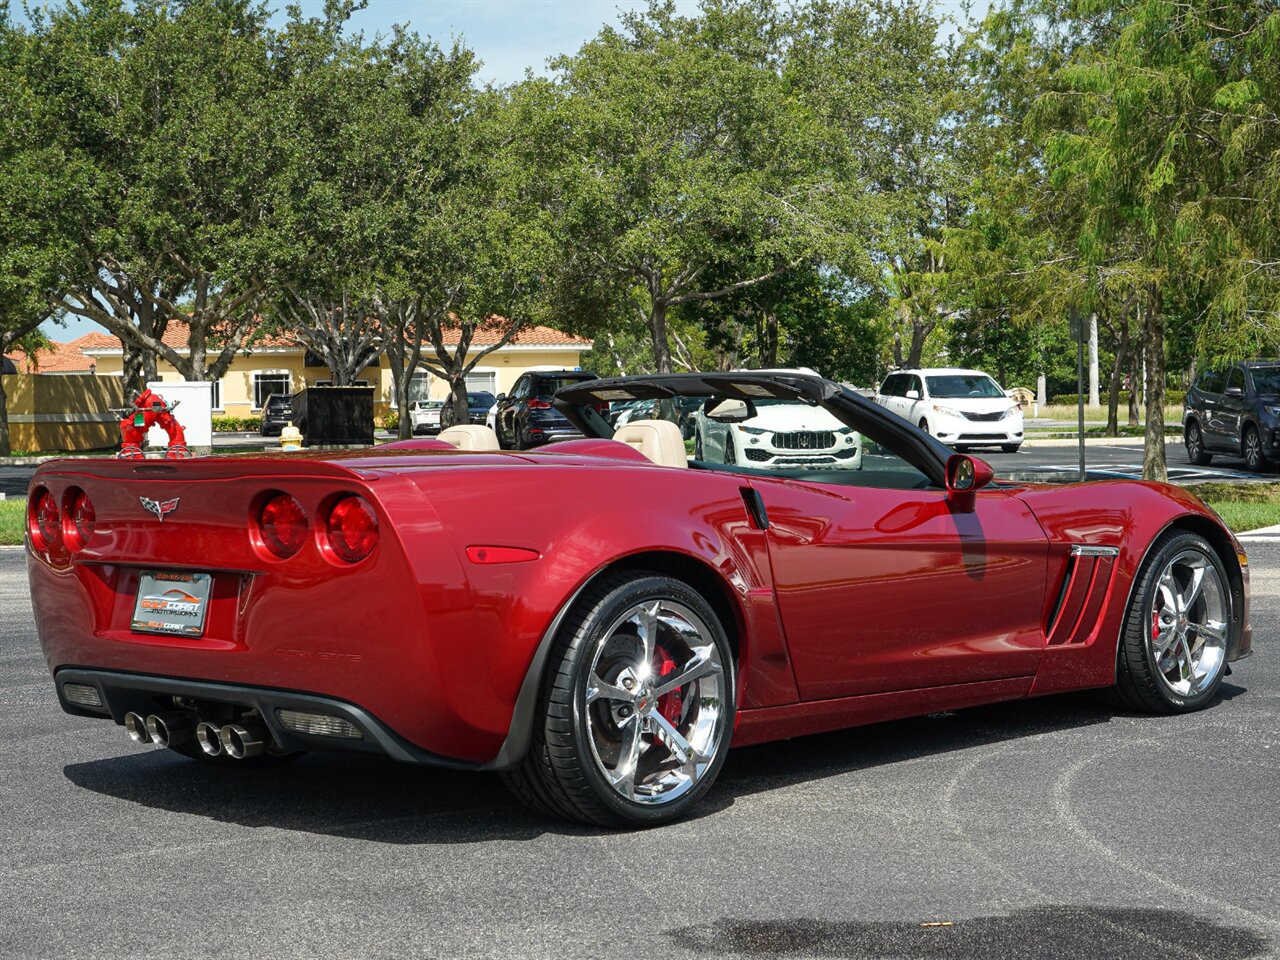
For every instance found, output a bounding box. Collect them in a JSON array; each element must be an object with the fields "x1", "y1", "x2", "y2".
[
  {"x1": 64, "y1": 488, "x2": 96, "y2": 550},
  {"x1": 259, "y1": 493, "x2": 309, "y2": 559},
  {"x1": 29, "y1": 488, "x2": 62, "y2": 551},
  {"x1": 326, "y1": 496, "x2": 378, "y2": 564}
]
